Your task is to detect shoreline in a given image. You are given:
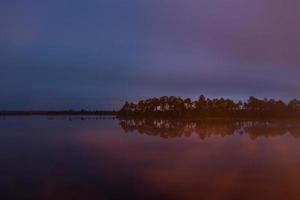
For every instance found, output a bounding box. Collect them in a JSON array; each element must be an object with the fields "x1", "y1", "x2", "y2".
[{"x1": 0, "y1": 111, "x2": 117, "y2": 116}]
